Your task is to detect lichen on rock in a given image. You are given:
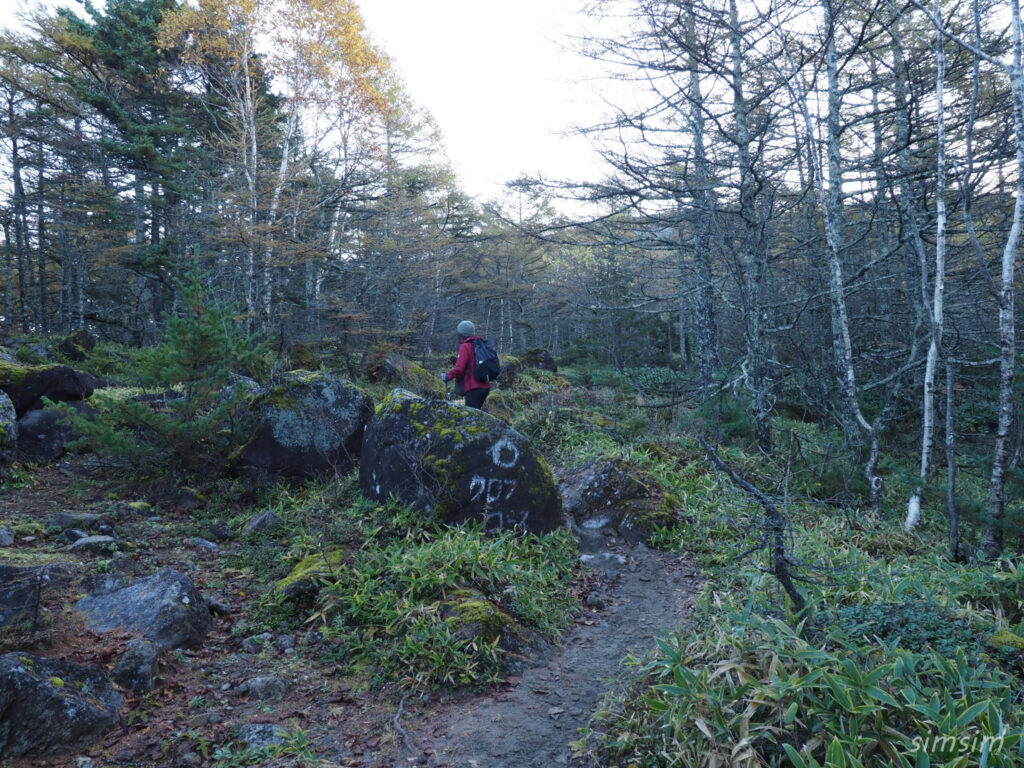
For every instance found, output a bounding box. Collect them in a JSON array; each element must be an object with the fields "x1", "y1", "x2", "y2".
[
  {"x1": 360, "y1": 389, "x2": 561, "y2": 534},
  {"x1": 233, "y1": 370, "x2": 373, "y2": 479}
]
